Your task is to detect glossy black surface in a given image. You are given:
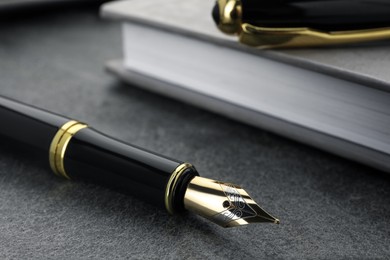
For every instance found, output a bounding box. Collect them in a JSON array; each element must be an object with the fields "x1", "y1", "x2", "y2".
[
  {"x1": 64, "y1": 128, "x2": 197, "y2": 209},
  {"x1": 0, "y1": 96, "x2": 198, "y2": 211},
  {"x1": 220, "y1": 0, "x2": 390, "y2": 31},
  {"x1": 0, "y1": 95, "x2": 69, "y2": 154}
]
